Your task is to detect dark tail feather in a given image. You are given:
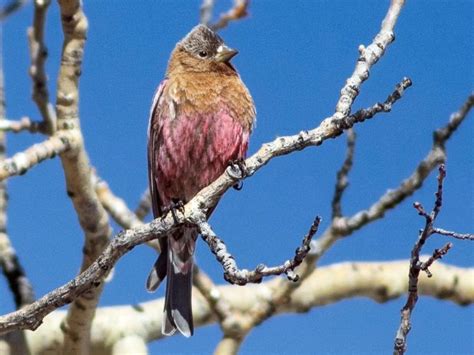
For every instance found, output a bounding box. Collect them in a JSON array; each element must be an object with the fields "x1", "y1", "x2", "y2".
[
  {"x1": 146, "y1": 241, "x2": 168, "y2": 292},
  {"x1": 162, "y1": 260, "x2": 194, "y2": 337},
  {"x1": 146, "y1": 229, "x2": 196, "y2": 337}
]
